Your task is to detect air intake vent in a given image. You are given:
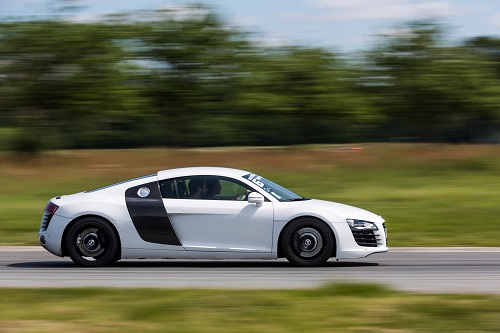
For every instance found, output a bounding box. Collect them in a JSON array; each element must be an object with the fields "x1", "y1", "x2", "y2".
[{"x1": 351, "y1": 229, "x2": 379, "y2": 247}]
